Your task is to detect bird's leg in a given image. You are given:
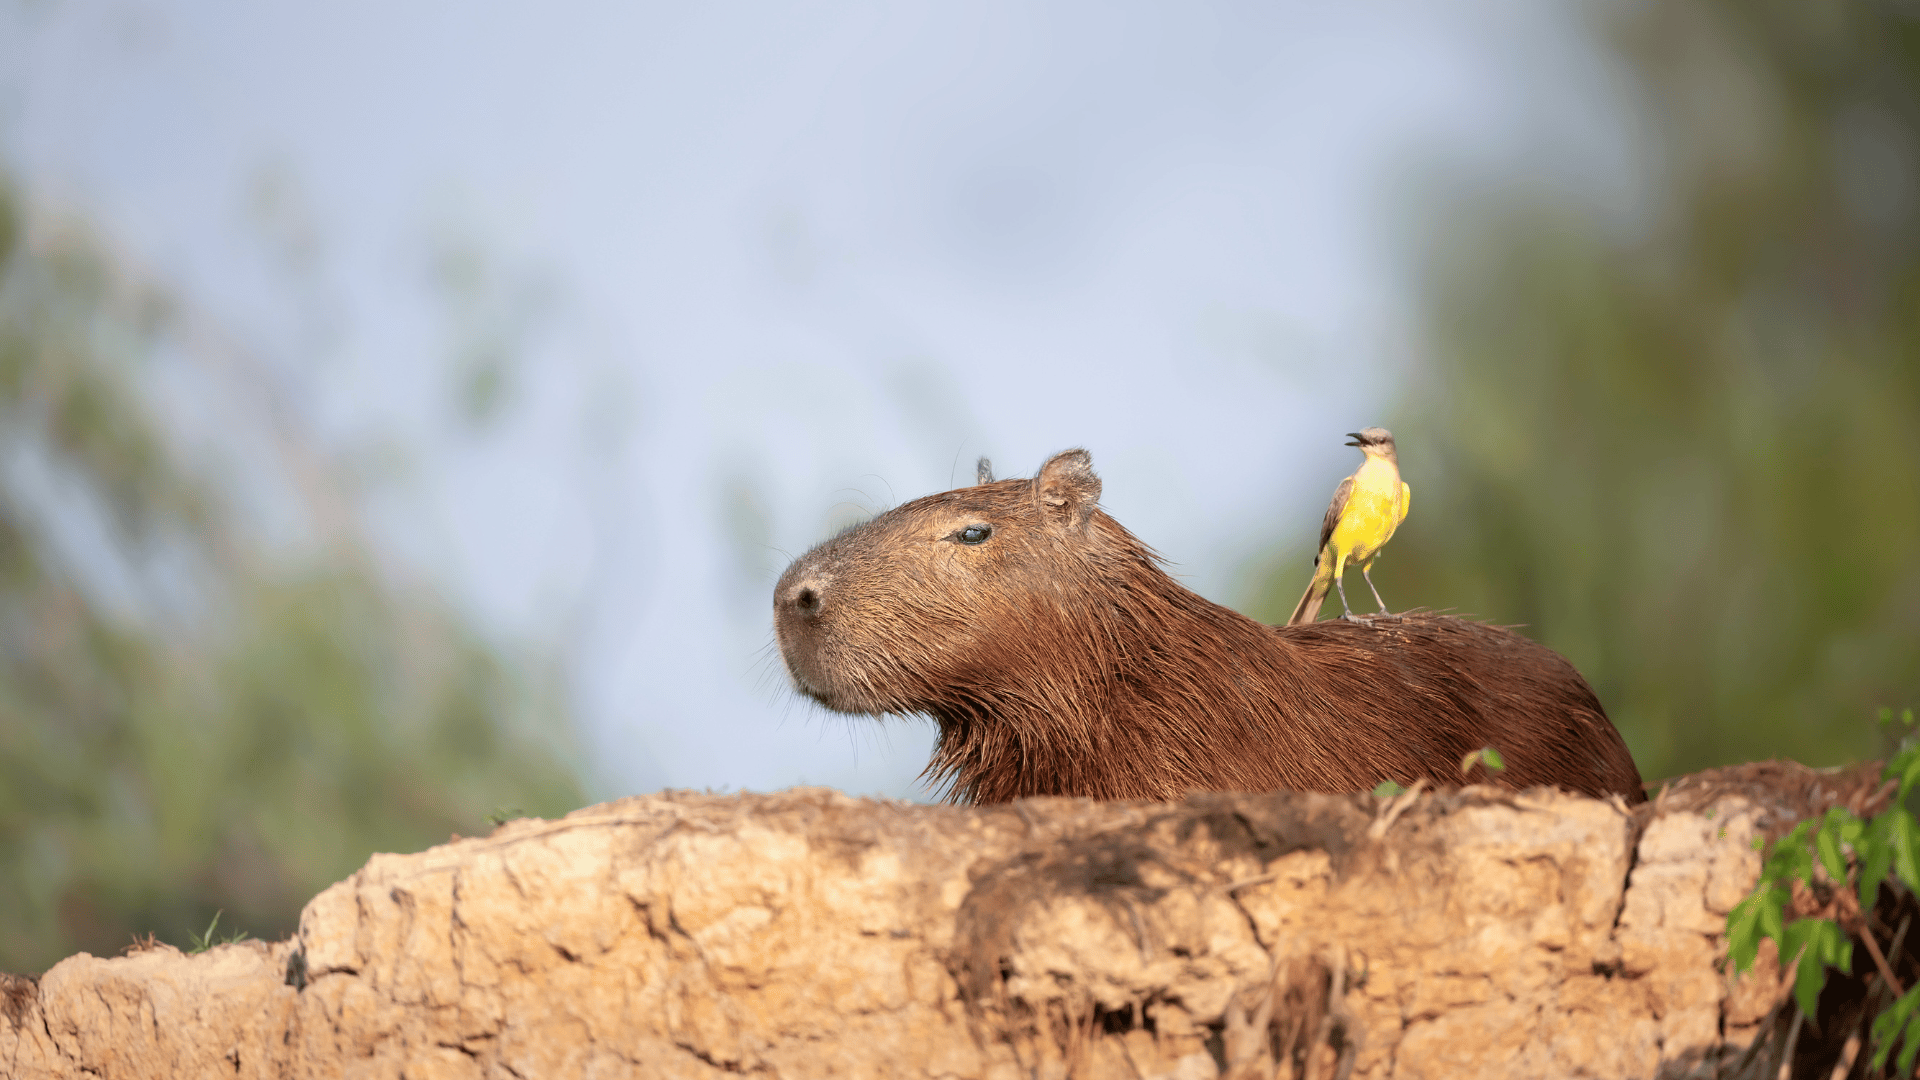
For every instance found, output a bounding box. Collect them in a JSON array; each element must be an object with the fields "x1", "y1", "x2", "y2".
[
  {"x1": 1362, "y1": 564, "x2": 1389, "y2": 614},
  {"x1": 1337, "y1": 576, "x2": 1371, "y2": 623},
  {"x1": 1333, "y1": 552, "x2": 1370, "y2": 624}
]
